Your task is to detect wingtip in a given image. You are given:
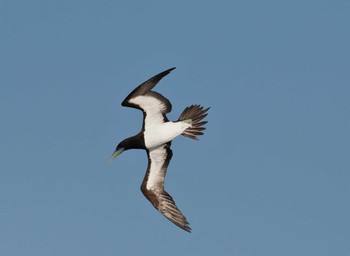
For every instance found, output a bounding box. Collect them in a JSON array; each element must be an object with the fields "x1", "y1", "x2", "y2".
[
  {"x1": 183, "y1": 225, "x2": 192, "y2": 233},
  {"x1": 163, "y1": 67, "x2": 176, "y2": 75},
  {"x1": 169, "y1": 219, "x2": 192, "y2": 233}
]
